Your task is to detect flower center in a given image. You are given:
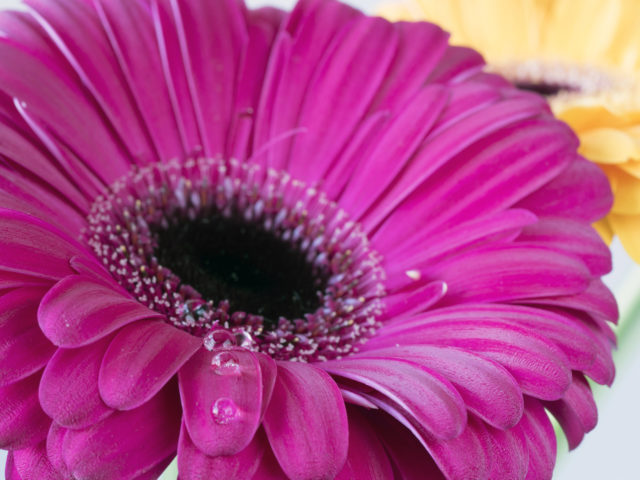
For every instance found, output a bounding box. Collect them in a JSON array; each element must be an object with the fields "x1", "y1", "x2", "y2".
[
  {"x1": 491, "y1": 59, "x2": 629, "y2": 99},
  {"x1": 84, "y1": 158, "x2": 385, "y2": 362}
]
